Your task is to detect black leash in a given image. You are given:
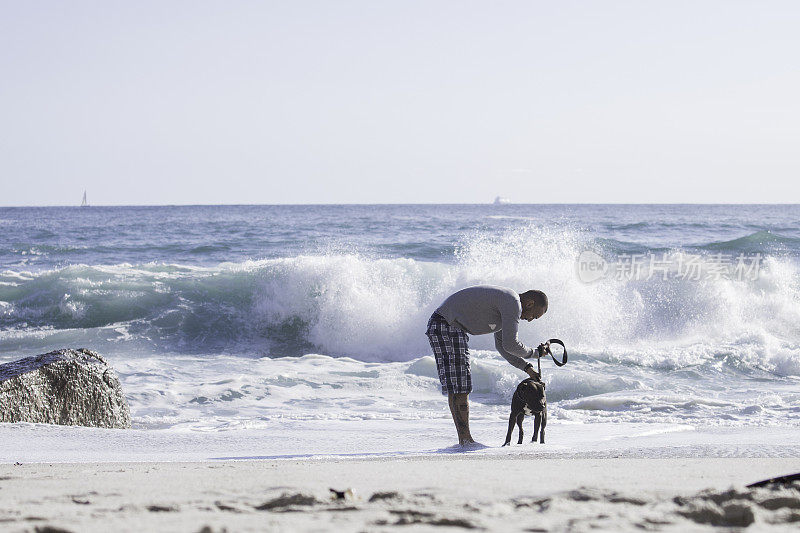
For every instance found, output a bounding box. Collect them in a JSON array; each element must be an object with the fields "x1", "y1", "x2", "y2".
[
  {"x1": 537, "y1": 338, "x2": 568, "y2": 377},
  {"x1": 546, "y1": 338, "x2": 568, "y2": 366}
]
